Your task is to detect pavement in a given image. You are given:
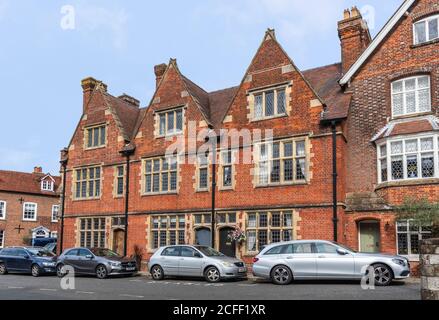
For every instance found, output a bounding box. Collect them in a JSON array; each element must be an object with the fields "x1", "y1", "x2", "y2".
[{"x1": 0, "y1": 273, "x2": 421, "y2": 300}]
